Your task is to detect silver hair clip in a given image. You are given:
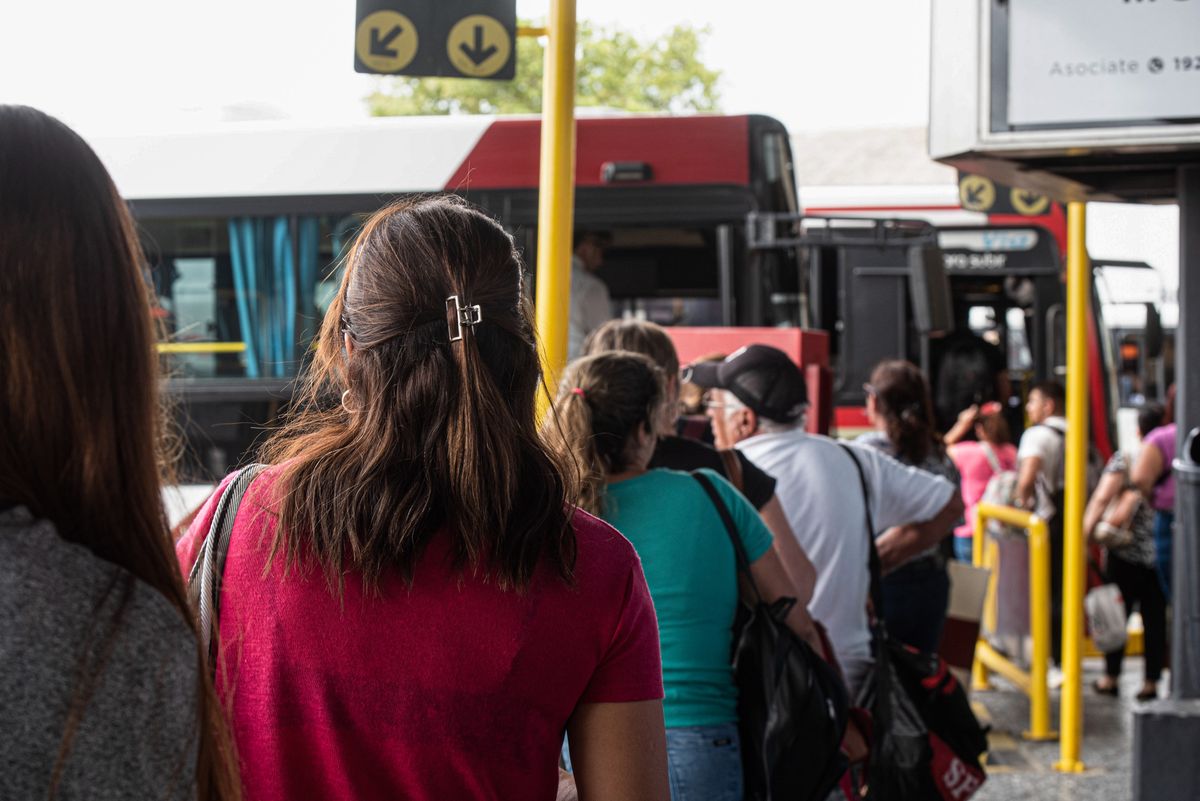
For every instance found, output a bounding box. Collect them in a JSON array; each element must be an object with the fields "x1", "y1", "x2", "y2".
[{"x1": 446, "y1": 295, "x2": 482, "y2": 342}]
